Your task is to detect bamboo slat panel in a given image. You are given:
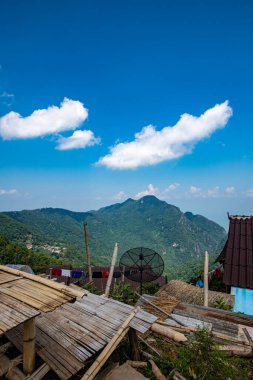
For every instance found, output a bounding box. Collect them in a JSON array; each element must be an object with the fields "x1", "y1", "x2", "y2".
[
  {"x1": 6, "y1": 293, "x2": 157, "y2": 380},
  {"x1": 0, "y1": 270, "x2": 21, "y2": 284},
  {"x1": 0, "y1": 293, "x2": 40, "y2": 334},
  {"x1": 0, "y1": 278, "x2": 74, "y2": 312}
]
